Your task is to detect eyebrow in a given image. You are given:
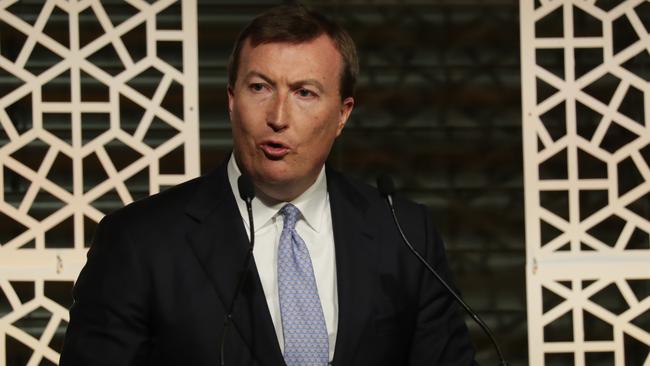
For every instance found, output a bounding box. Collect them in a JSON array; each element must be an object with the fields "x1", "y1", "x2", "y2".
[
  {"x1": 243, "y1": 71, "x2": 275, "y2": 87},
  {"x1": 290, "y1": 79, "x2": 325, "y2": 93},
  {"x1": 243, "y1": 71, "x2": 325, "y2": 92}
]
